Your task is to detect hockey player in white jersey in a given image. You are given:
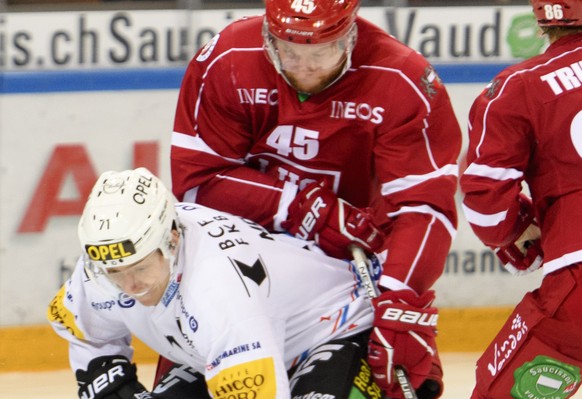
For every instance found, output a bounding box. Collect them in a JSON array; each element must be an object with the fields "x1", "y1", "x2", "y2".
[{"x1": 47, "y1": 167, "x2": 389, "y2": 399}]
